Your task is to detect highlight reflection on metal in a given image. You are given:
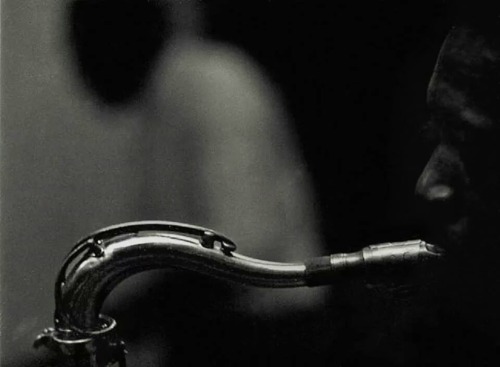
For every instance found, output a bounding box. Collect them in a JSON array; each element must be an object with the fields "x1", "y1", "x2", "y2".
[{"x1": 35, "y1": 221, "x2": 442, "y2": 367}]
